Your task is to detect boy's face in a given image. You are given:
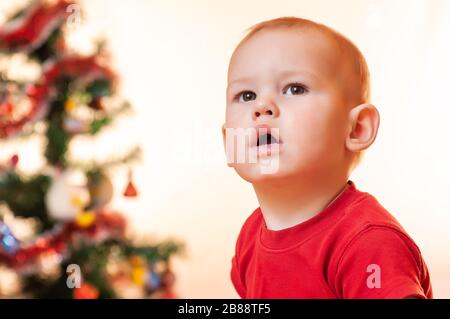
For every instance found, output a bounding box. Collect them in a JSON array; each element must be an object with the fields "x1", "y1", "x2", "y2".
[{"x1": 224, "y1": 28, "x2": 356, "y2": 184}]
